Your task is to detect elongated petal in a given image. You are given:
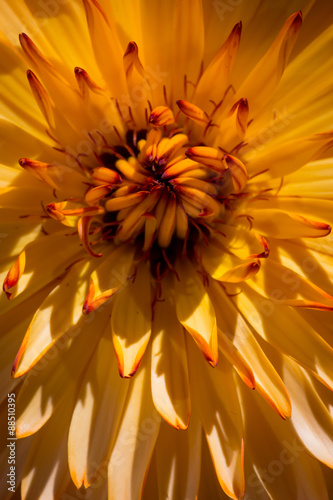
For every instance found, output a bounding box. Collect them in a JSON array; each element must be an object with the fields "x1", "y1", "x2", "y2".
[
  {"x1": 175, "y1": 259, "x2": 218, "y2": 366},
  {"x1": 13, "y1": 261, "x2": 91, "y2": 377},
  {"x1": 248, "y1": 196, "x2": 333, "y2": 227},
  {"x1": 187, "y1": 337, "x2": 245, "y2": 500},
  {"x1": 171, "y1": 0, "x2": 204, "y2": 99},
  {"x1": 15, "y1": 310, "x2": 107, "y2": 436},
  {"x1": 236, "y1": 284, "x2": 333, "y2": 390},
  {"x1": 249, "y1": 258, "x2": 333, "y2": 310},
  {"x1": 2, "y1": 232, "x2": 84, "y2": 308},
  {"x1": 151, "y1": 289, "x2": 190, "y2": 429},
  {"x1": 240, "y1": 377, "x2": 329, "y2": 500},
  {"x1": 283, "y1": 358, "x2": 333, "y2": 467},
  {"x1": 209, "y1": 280, "x2": 291, "y2": 418},
  {"x1": 68, "y1": 333, "x2": 130, "y2": 488},
  {"x1": 82, "y1": 0, "x2": 126, "y2": 97},
  {"x1": 155, "y1": 414, "x2": 201, "y2": 500},
  {"x1": 195, "y1": 22, "x2": 242, "y2": 108},
  {"x1": 108, "y1": 362, "x2": 160, "y2": 500},
  {"x1": 186, "y1": 146, "x2": 225, "y2": 172},
  {"x1": 245, "y1": 131, "x2": 333, "y2": 179},
  {"x1": 218, "y1": 332, "x2": 255, "y2": 389},
  {"x1": 27, "y1": 70, "x2": 55, "y2": 129},
  {"x1": 236, "y1": 11, "x2": 302, "y2": 115},
  {"x1": 3, "y1": 250, "x2": 26, "y2": 299},
  {"x1": 111, "y1": 263, "x2": 151, "y2": 377},
  {"x1": 247, "y1": 209, "x2": 331, "y2": 239},
  {"x1": 21, "y1": 395, "x2": 73, "y2": 500}
]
